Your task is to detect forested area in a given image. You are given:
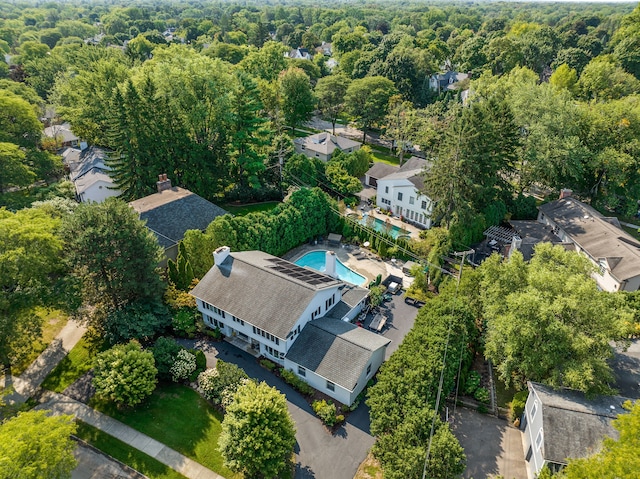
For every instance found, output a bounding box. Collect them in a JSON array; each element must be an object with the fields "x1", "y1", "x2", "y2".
[{"x1": 2, "y1": 1, "x2": 640, "y2": 478}]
